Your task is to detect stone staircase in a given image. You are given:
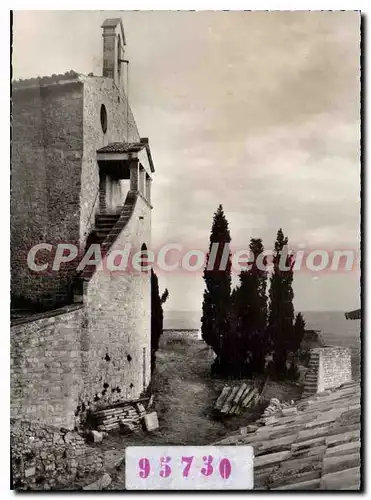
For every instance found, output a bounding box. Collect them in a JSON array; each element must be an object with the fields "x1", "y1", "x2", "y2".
[
  {"x1": 79, "y1": 190, "x2": 138, "y2": 283},
  {"x1": 302, "y1": 349, "x2": 320, "y2": 398},
  {"x1": 93, "y1": 213, "x2": 121, "y2": 244}
]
